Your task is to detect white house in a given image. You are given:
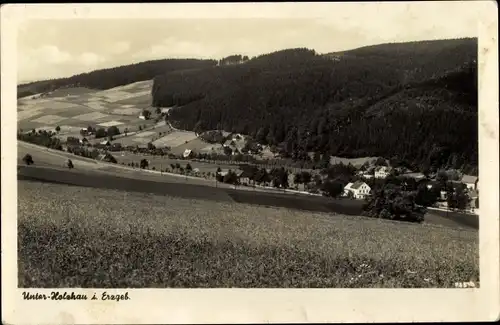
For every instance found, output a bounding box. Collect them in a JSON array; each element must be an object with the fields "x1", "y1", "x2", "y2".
[
  {"x1": 344, "y1": 181, "x2": 371, "y2": 199},
  {"x1": 183, "y1": 149, "x2": 193, "y2": 158},
  {"x1": 357, "y1": 170, "x2": 374, "y2": 179},
  {"x1": 374, "y1": 166, "x2": 391, "y2": 179},
  {"x1": 138, "y1": 114, "x2": 146, "y2": 120},
  {"x1": 461, "y1": 175, "x2": 479, "y2": 191}
]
